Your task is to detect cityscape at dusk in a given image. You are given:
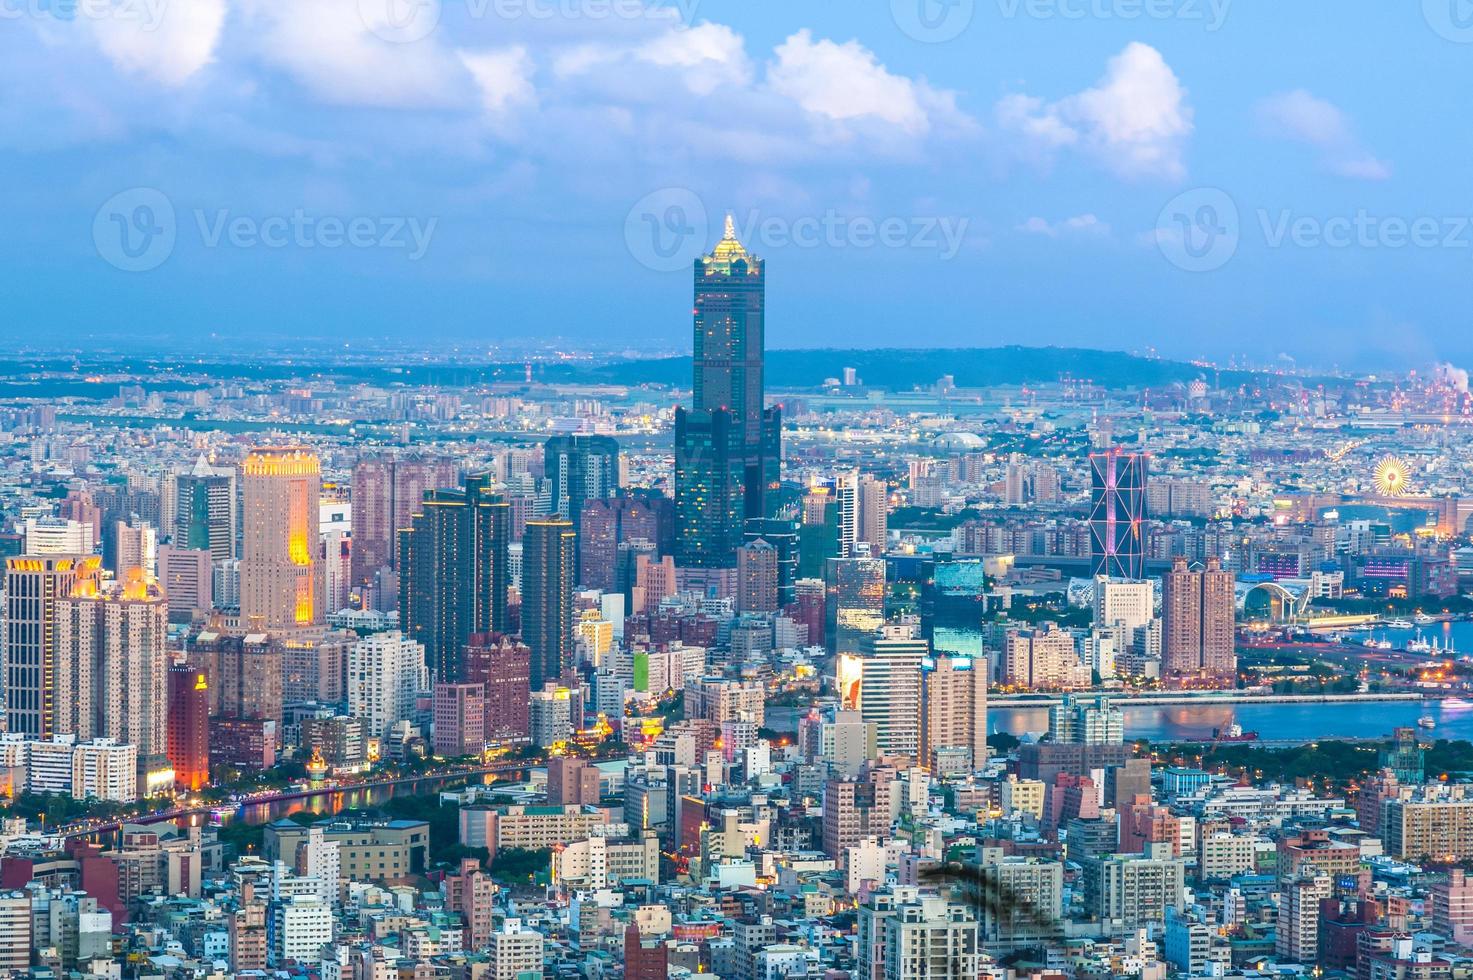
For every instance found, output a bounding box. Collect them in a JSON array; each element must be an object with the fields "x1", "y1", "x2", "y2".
[{"x1": 7, "y1": 1, "x2": 1473, "y2": 978}]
